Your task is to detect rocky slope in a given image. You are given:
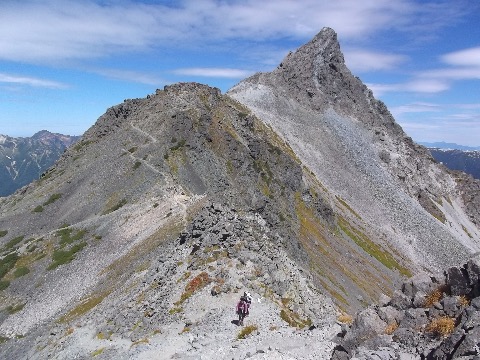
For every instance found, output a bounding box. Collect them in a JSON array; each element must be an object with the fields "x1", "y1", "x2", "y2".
[
  {"x1": 0, "y1": 27, "x2": 478, "y2": 360},
  {"x1": 0, "y1": 130, "x2": 80, "y2": 197}
]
